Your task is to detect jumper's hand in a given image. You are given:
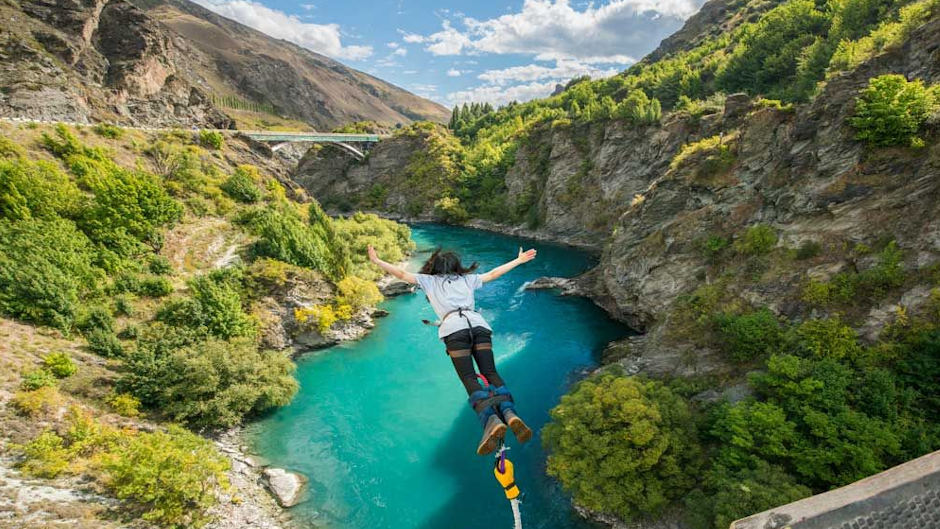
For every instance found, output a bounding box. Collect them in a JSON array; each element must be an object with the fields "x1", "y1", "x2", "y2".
[
  {"x1": 368, "y1": 245, "x2": 380, "y2": 264},
  {"x1": 517, "y1": 247, "x2": 537, "y2": 264}
]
